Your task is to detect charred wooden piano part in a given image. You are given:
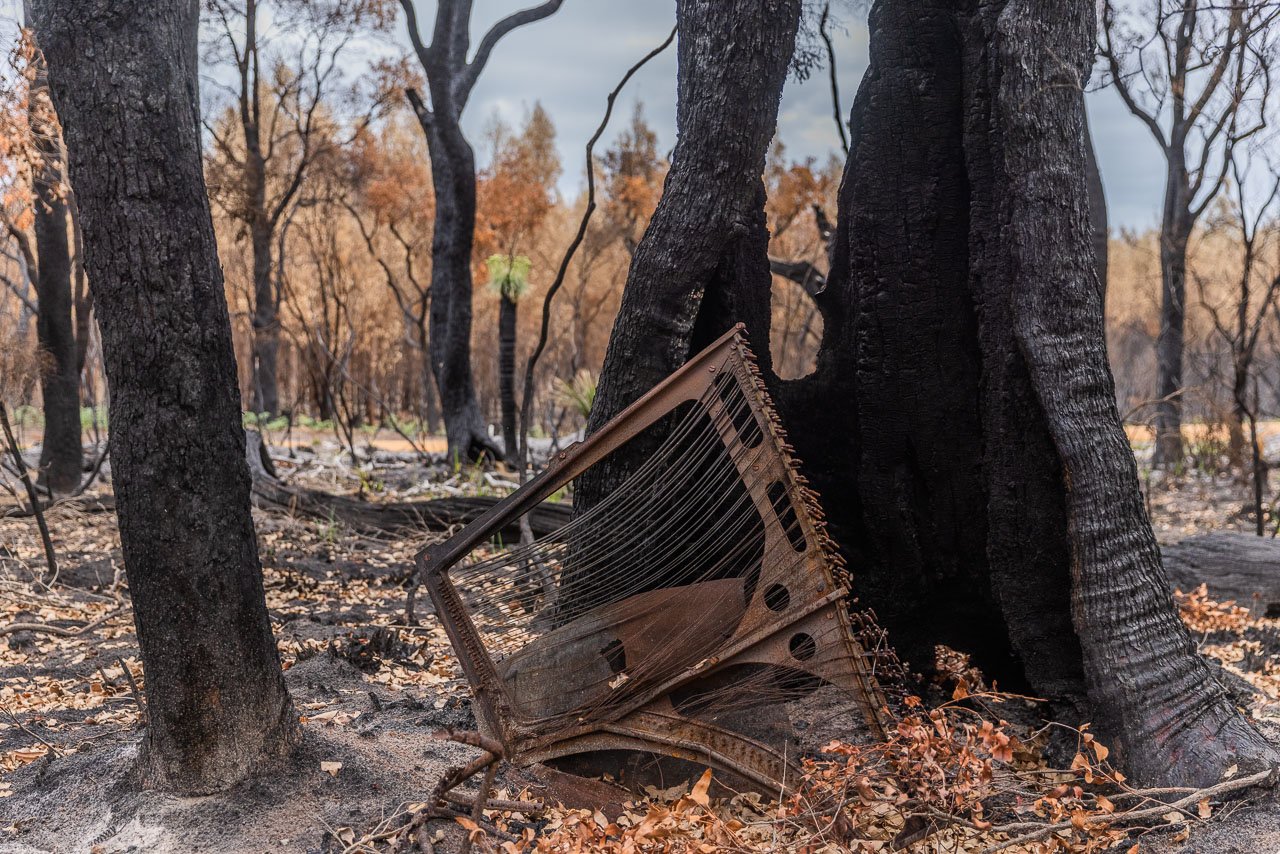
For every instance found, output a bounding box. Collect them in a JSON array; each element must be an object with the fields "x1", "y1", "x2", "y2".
[{"x1": 416, "y1": 326, "x2": 889, "y2": 793}]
